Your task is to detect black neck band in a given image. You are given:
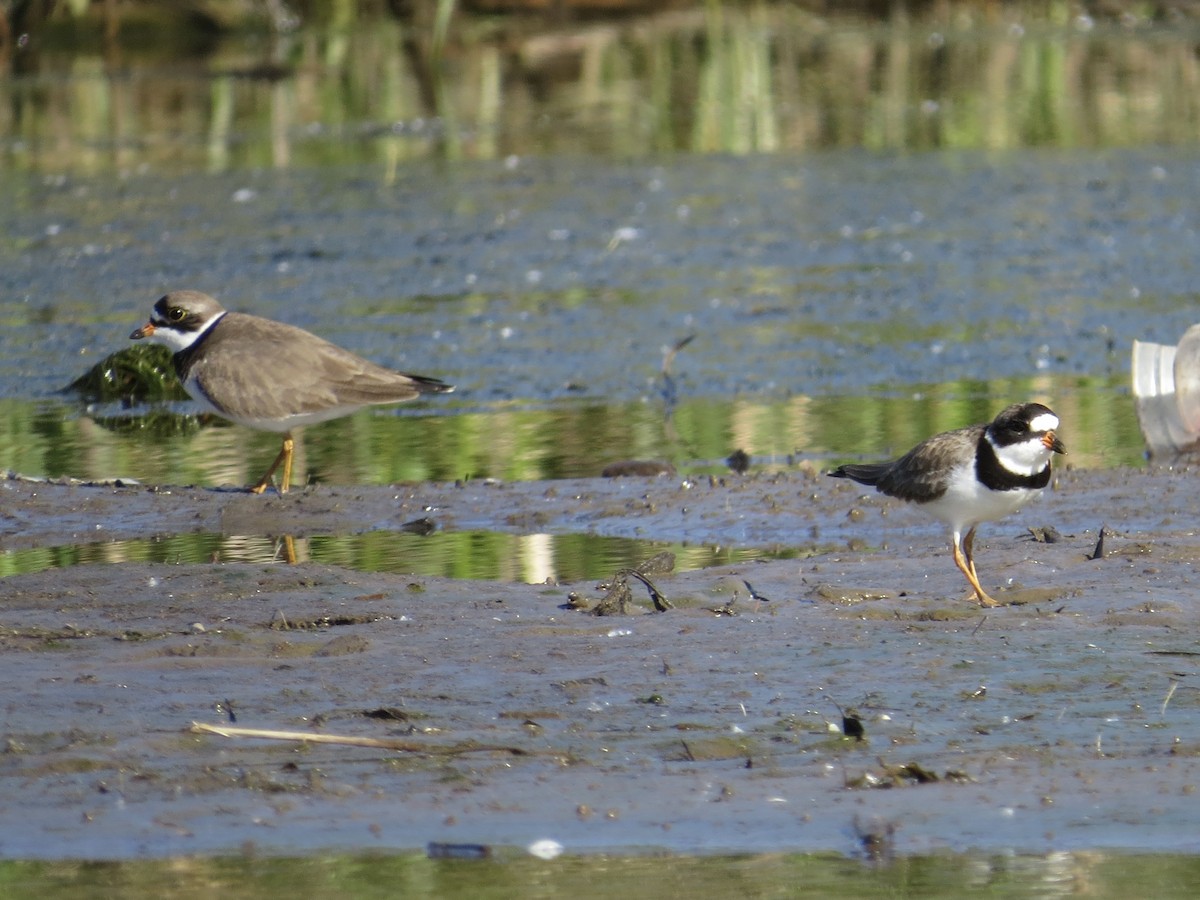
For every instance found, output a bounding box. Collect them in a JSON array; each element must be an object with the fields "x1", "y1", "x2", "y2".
[
  {"x1": 976, "y1": 435, "x2": 1051, "y2": 491},
  {"x1": 171, "y1": 313, "x2": 225, "y2": 376}
]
